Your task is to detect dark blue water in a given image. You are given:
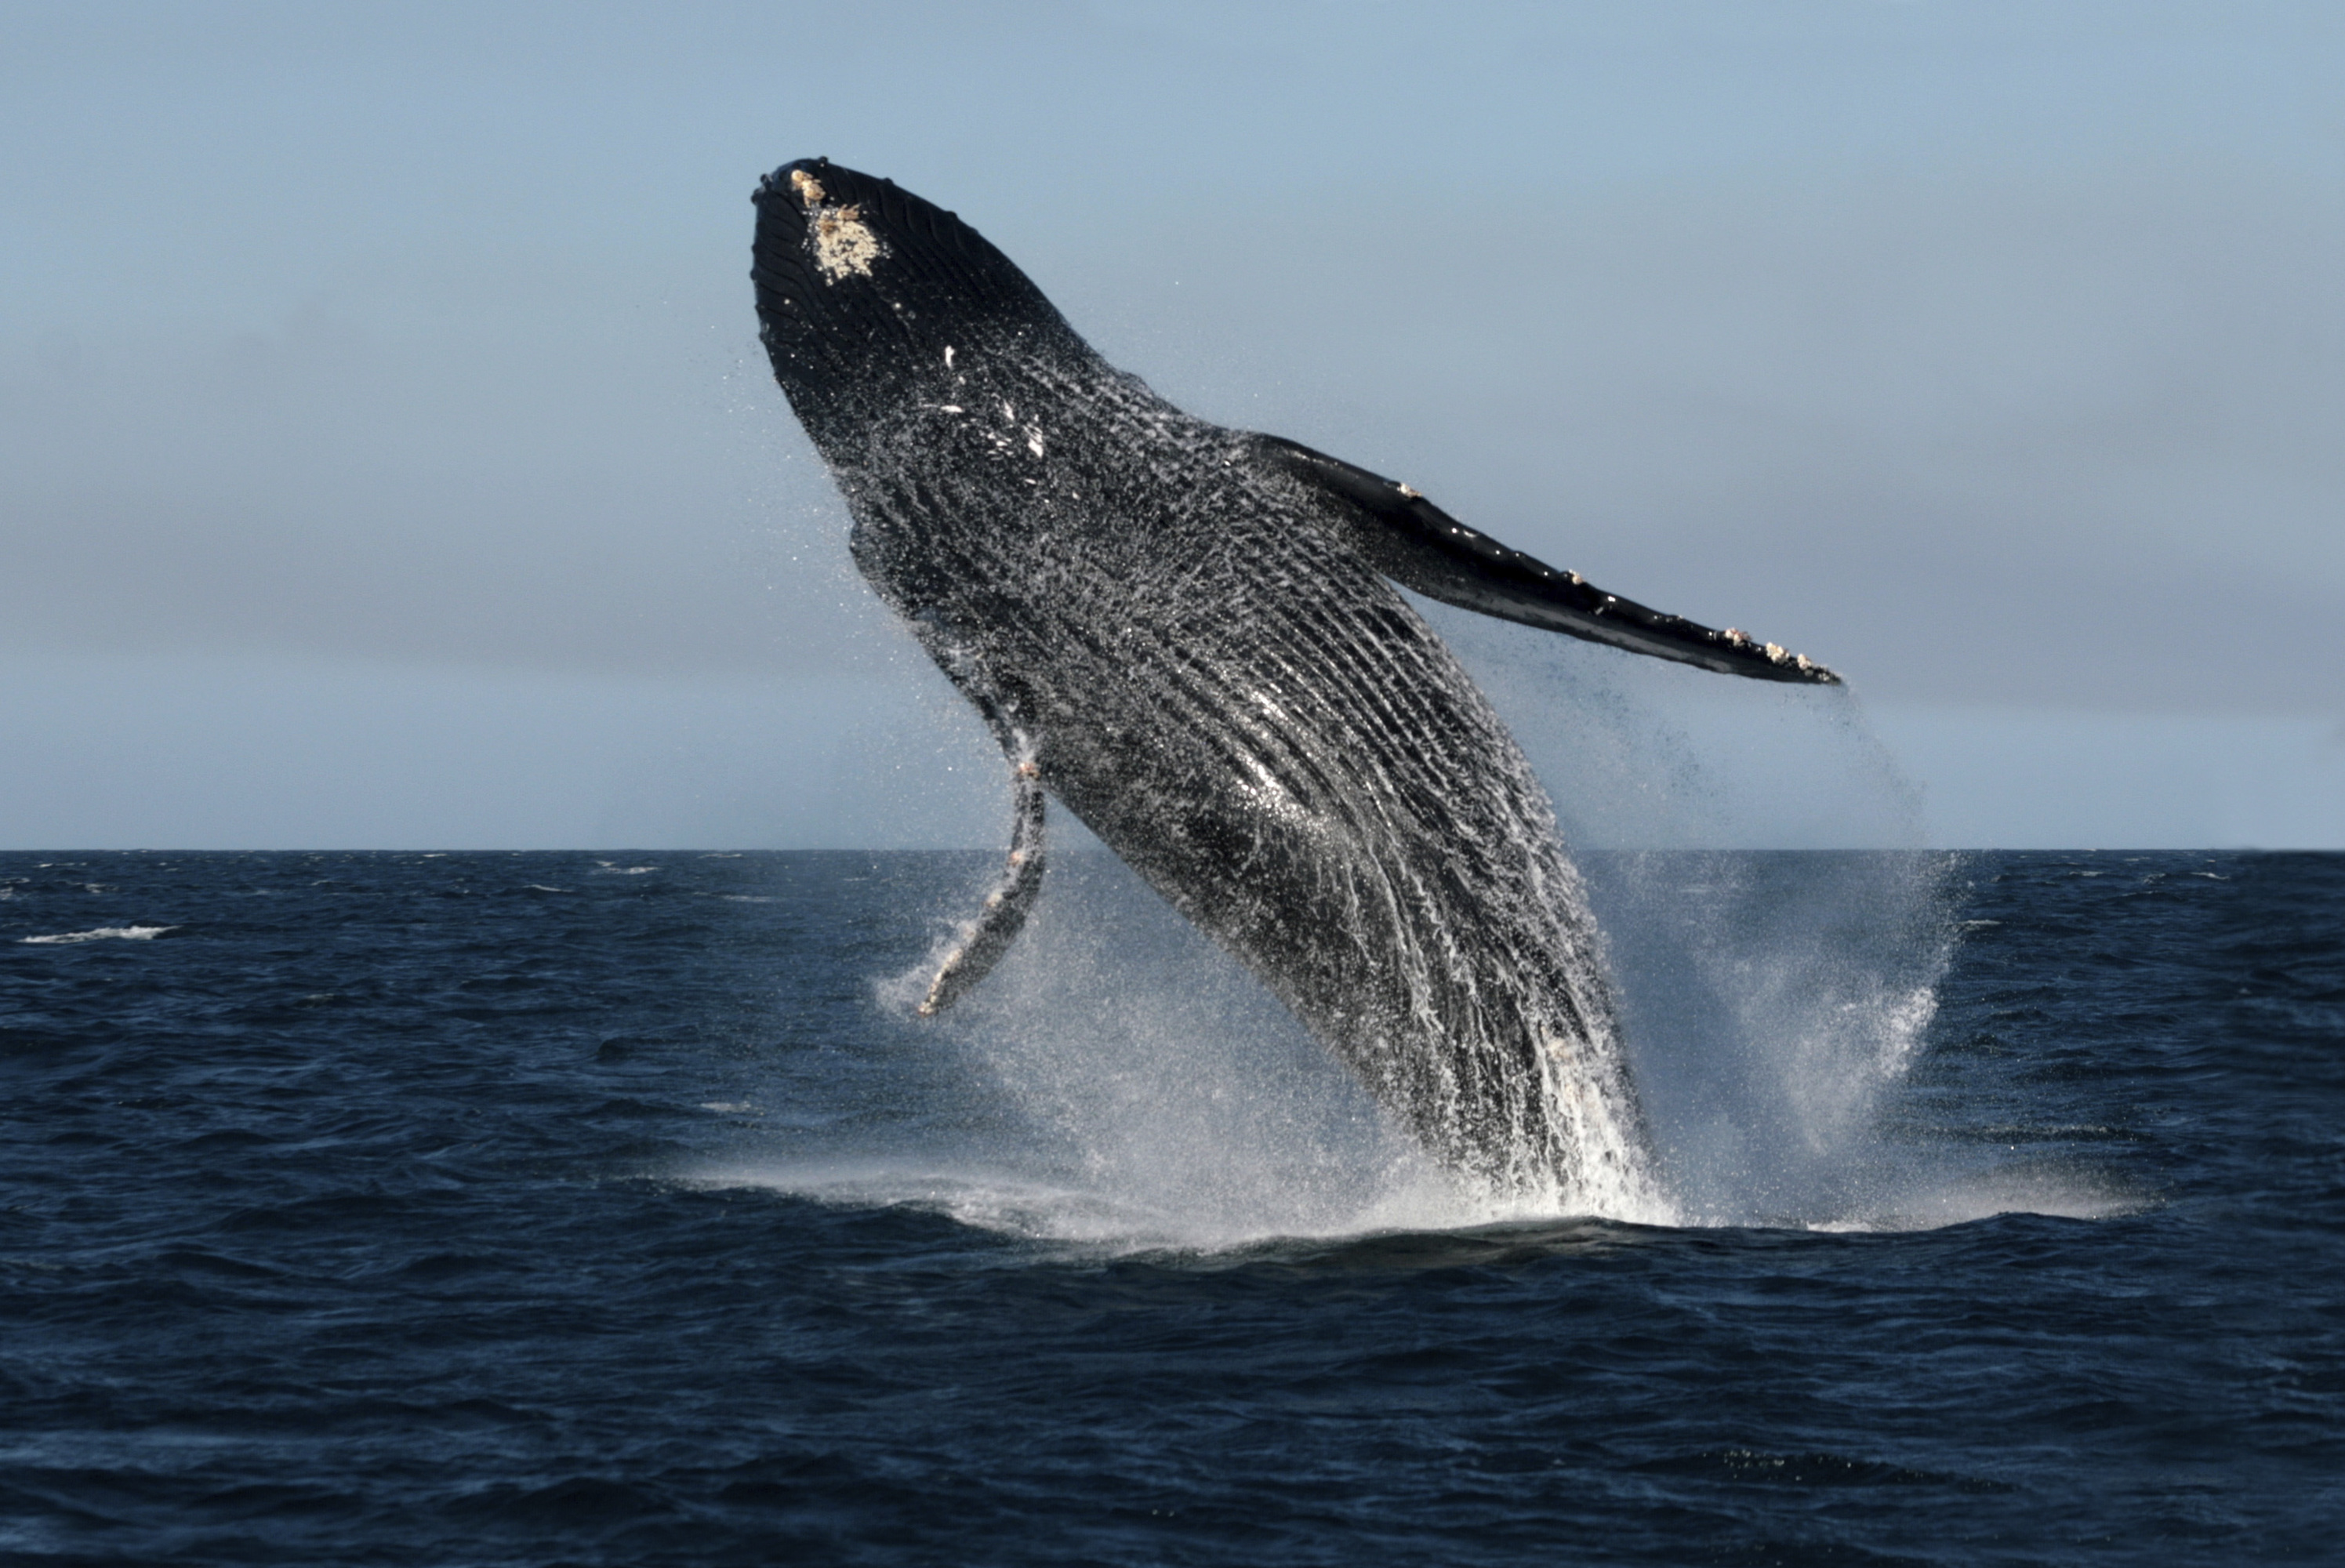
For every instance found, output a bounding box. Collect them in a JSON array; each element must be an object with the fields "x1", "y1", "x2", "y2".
[{"x1": 3, "y1": 848, "x2": 2340, "y2": 1564}]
